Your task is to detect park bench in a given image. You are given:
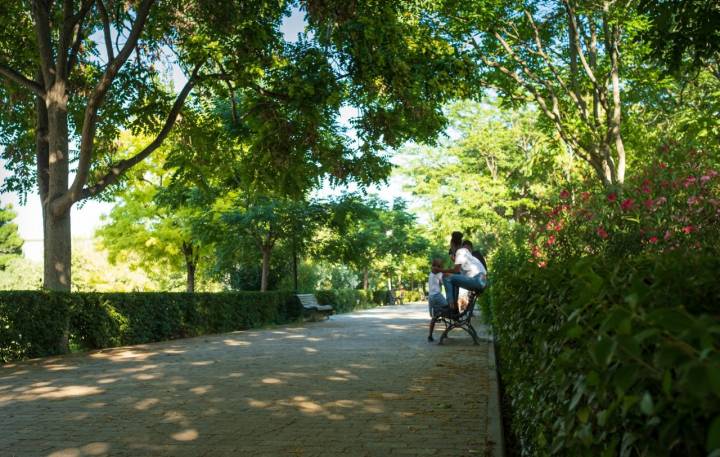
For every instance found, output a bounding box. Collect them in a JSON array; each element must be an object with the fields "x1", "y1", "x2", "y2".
[
  {"x1": 433, "y1": 290, "x2": 483, "y2": 345},
  {"x1": 296, "y1": 294, "x2": 334, "y2": 321}
]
